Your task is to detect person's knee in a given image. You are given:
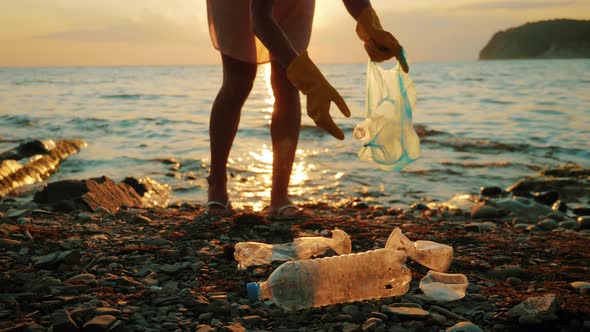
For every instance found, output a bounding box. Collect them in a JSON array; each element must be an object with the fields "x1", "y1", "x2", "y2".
[
  {"x1": 270, "y1": 62, "x2": 299, "y2": 102},
  {"x1": 222, "y1": 57, "x2": 257, "y2": 99}
]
